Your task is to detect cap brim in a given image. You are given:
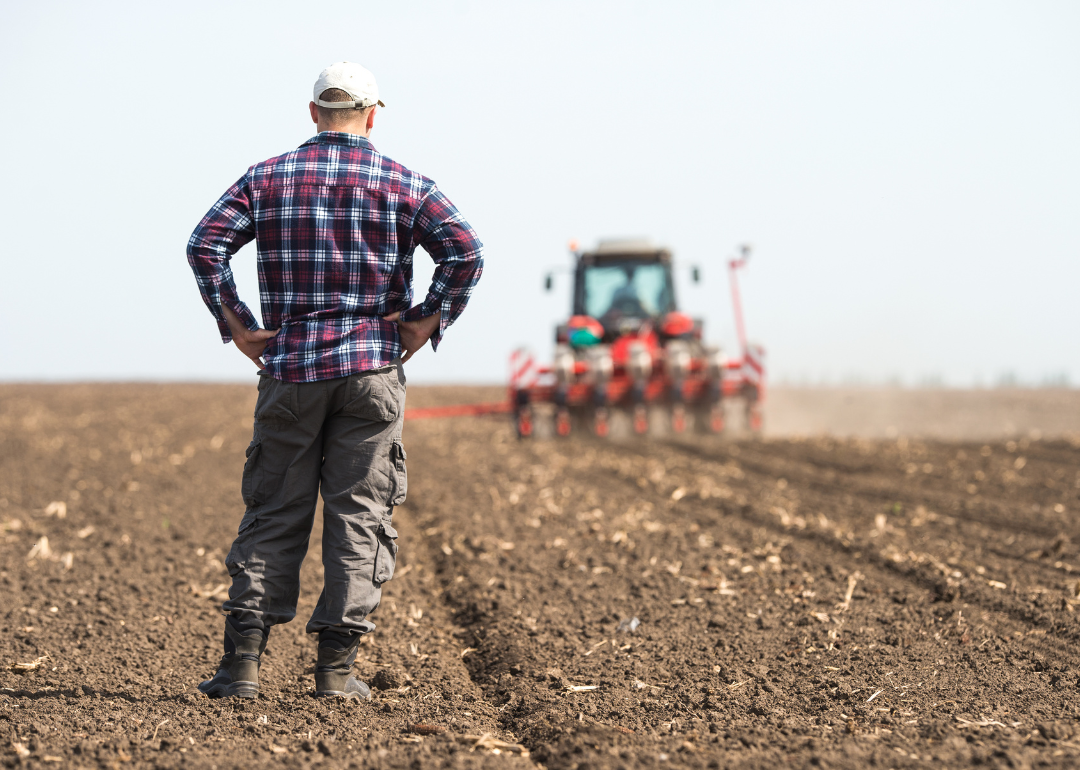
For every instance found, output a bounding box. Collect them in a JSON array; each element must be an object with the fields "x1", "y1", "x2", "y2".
[{"x1": 314, "y1": 97, "x2": 385, "y2": 109}]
